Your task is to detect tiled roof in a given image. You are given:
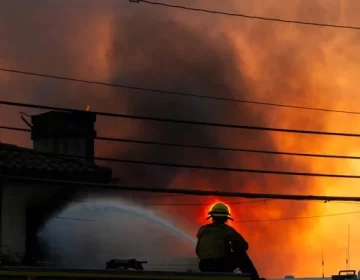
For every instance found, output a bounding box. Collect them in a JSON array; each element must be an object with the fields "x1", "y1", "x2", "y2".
[{"x1": 0, "y1": 143, "x2": 112, "y2": 183}]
